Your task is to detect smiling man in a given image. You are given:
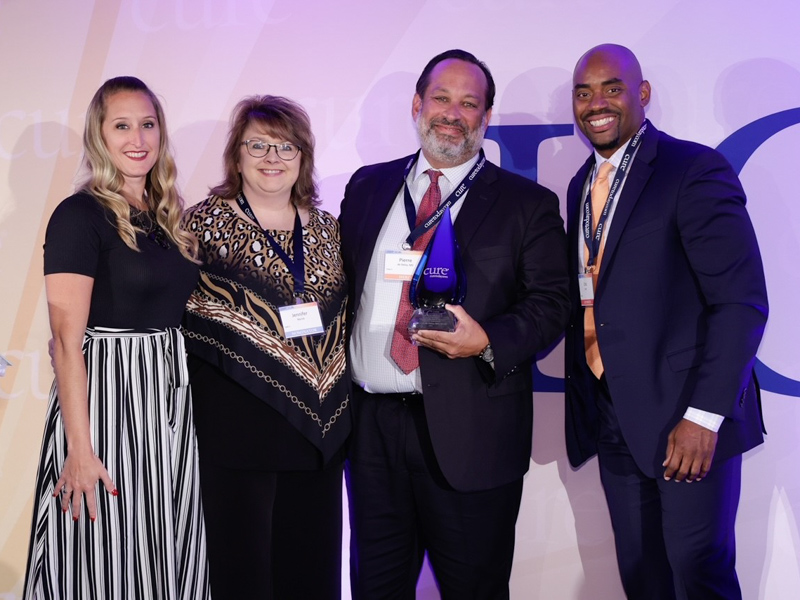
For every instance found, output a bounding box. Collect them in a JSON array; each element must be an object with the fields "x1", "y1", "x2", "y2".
[
  {"x1": 339, "y1": 49, "x2": 570, "y2": 598},
  {"x1": 564, "y1": 44, "x2": 768, "y2": 599}
]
